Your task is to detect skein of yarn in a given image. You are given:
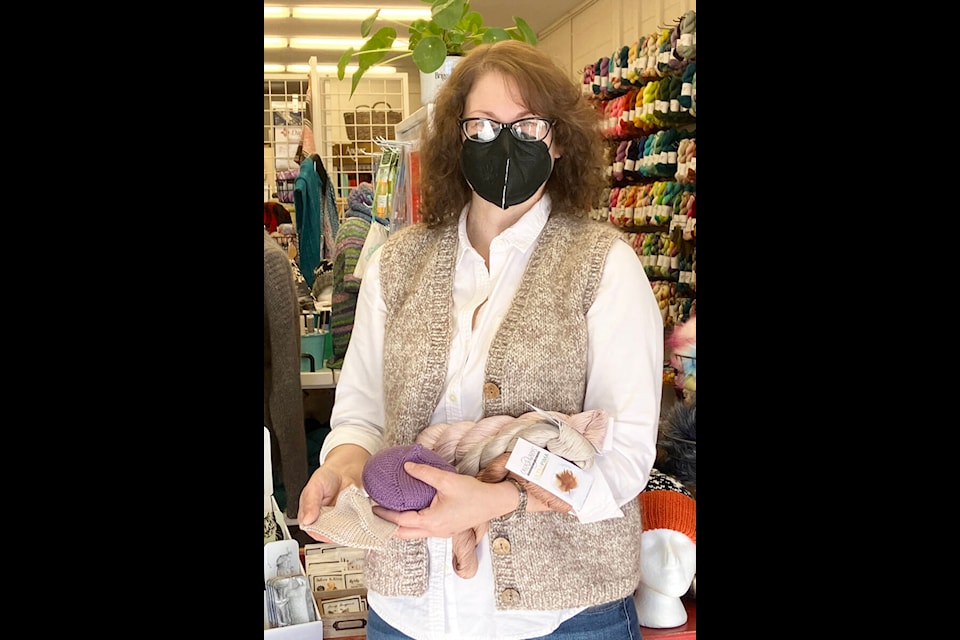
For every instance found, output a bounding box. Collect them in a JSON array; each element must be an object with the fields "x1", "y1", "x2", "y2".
[
  {"x1": 412, "y1": 409, "x2": 609, "y2": 579},
  {"x1": 675, "y1": 10, "x2": 697, "y2": 60}
]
